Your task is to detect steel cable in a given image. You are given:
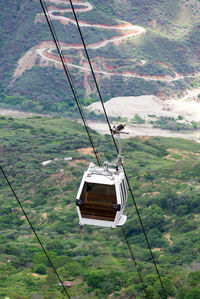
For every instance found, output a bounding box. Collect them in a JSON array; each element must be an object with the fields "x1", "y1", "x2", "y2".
[
  {"x1": 68, "y1": 1, "x2": 167, "y2": 297},
  {"x1": 121, "y1": 226, "x2": 147, "y2": 297},
  {"x1": 39, "y1": 1, "x2": 147, "y2": 294},
  {"x1": 0, "y1": 166, "x2": 71, "y2": 299},
  {"x1": 40, "y1": 0, "x2": 101, "y2": 166}
]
